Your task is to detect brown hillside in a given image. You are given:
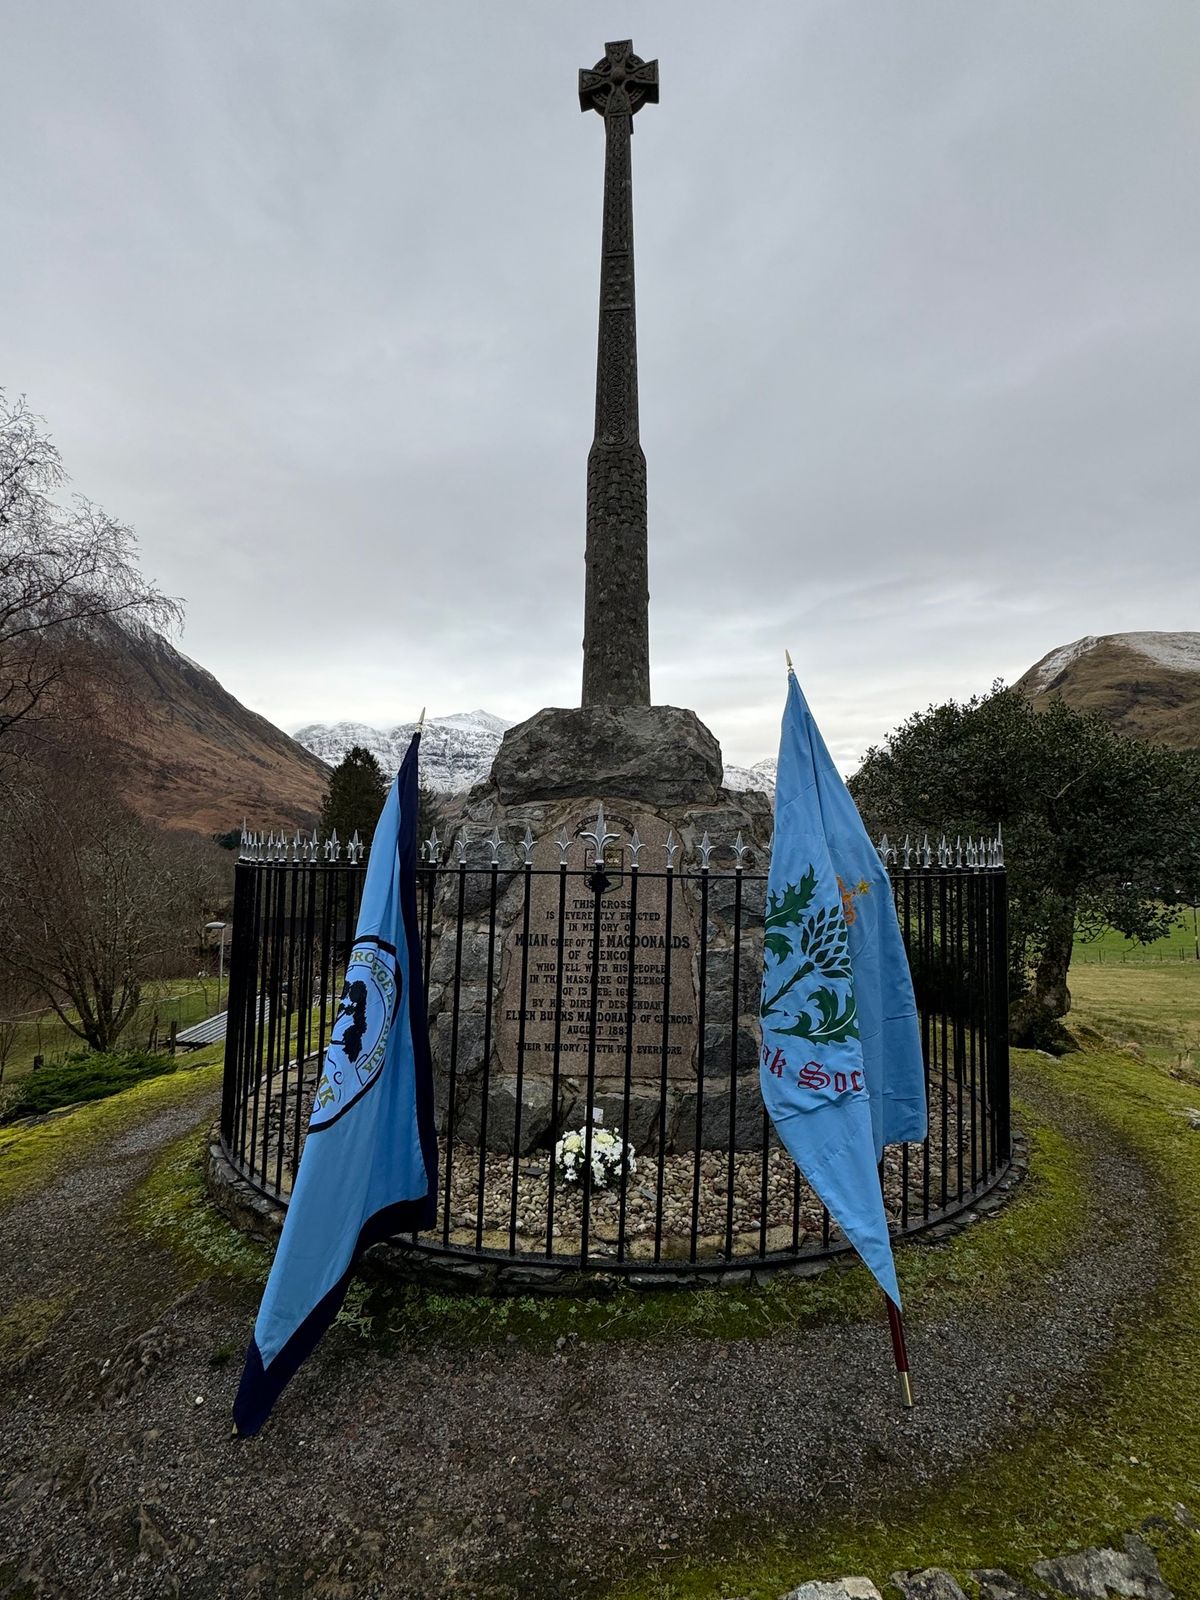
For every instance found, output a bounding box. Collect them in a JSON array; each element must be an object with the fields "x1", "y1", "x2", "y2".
[
  {"x1": 92, "y1": 626, "x2": 329, "y2": 835},
  {"x1": 1014, "y1": 632, "x2": 1200, "y2": 751}
]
